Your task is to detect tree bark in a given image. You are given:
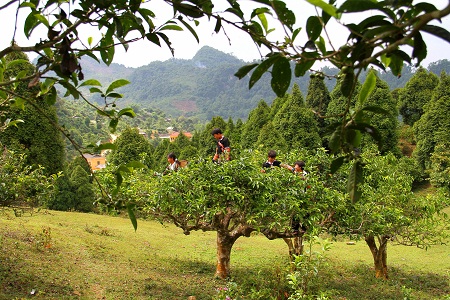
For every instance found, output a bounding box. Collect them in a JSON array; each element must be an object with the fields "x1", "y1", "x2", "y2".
[
  {"x1": 283, "y1": 236, "x2": 304, "y2": 261},
  {"x1": 215, "y1": 230, "x2": 238, "y2": 279},
  {"x1": 365, "y1": 235, "x2": 389, "y2": 279}
]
